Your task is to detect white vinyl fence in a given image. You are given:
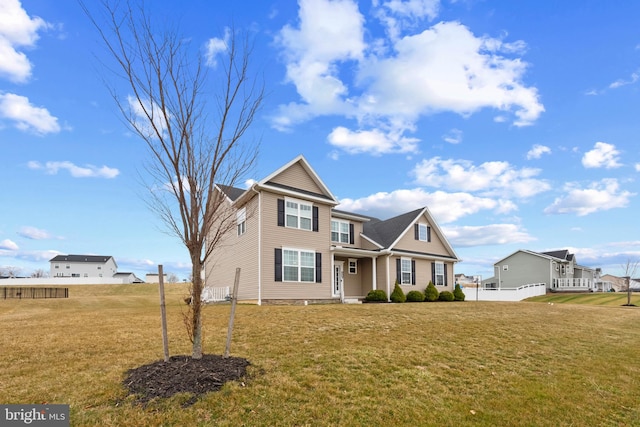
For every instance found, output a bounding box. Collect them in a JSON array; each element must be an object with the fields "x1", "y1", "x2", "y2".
[
  {"x1": 201, "y1": 286, "x2": 230, "y2": 303},
  {"x1": 463, "y1": 283, "x2": 547, "y2": 302}
]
